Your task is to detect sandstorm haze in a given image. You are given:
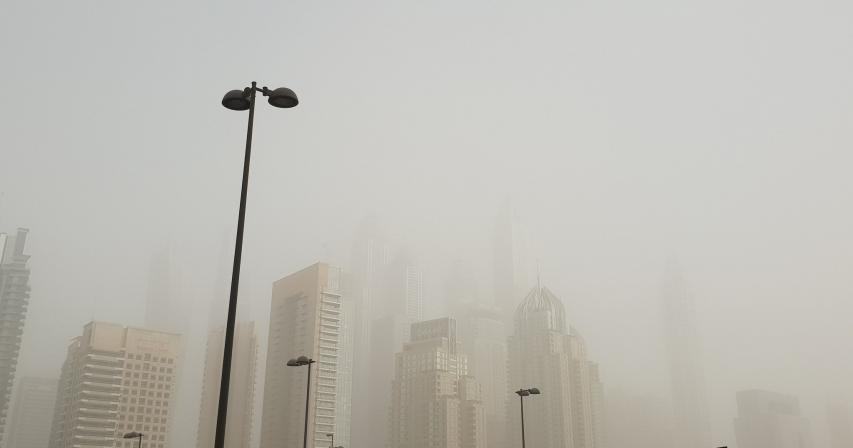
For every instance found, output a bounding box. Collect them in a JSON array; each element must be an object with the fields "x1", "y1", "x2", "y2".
[{"x1": 1, "y1": 0, "x2": 852, "y2": 448}]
